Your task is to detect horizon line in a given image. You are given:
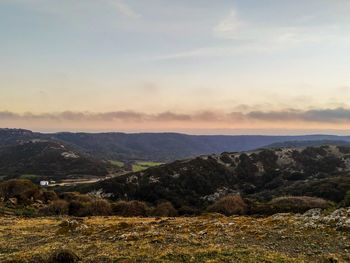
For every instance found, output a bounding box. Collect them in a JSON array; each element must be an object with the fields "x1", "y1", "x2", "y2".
[{"x1": 2, "y1": 127, "x2": 350, "y2": 137}]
